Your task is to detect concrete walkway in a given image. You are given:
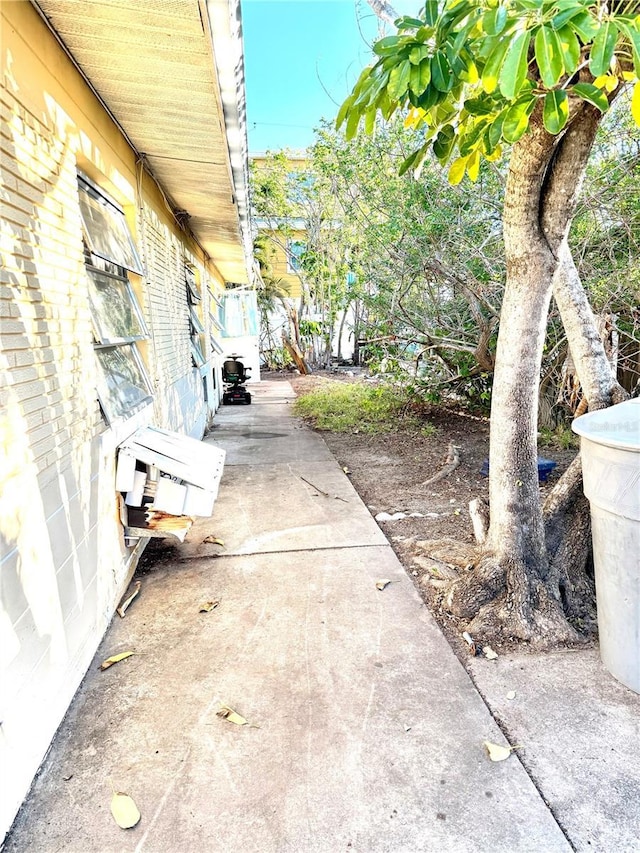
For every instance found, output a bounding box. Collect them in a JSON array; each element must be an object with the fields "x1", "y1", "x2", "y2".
[{"x1": 6, "y1": 380, "x2": 572, "y2": 852}]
